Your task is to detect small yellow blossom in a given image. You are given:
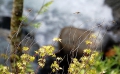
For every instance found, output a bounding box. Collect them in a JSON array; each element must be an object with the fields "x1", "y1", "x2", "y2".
[
  {"x1": 30, "y1": 56, "x2": 35, "y2": 62},
  {"x1": 23, "y1": 61, "x2": 27, "y2": 65},
  {"x1": 51, "y1": 61, "x2": 62, "y2": 72},
  {"x1": 52, "y1": 54, "x2": 56, "y2": 57},
  {"x1": 35, "y1": 51, "x2": 39, "y2": 54},
  {"x1": 89, "y1": 57, "x2": 94, "y2": 64},
  {"x1": 92, "y1": 51, "x2": 99, "y2": 57},
  {"x1": 90, "y1": 34, "x2": 96, "y2": 38},
  {"x1": 85, "y1": 40, "x2": 92, "y2": 45},
  {"x1": 80, "y1": 56, "x2": 88, "y2": 62},
  {"x1": 73, "y1": 58, "x2": 78, "y2": 63},
  {"x1": 53, "y1": 37, "x2": 62, "y2": 42},
  {"x1": 38, "y1": 58, "x2": 46, "y2": 68},
  {"x1": 38, "y1": 62, "x2": 45, "y2": 68},
  {"x1": 80, "y1": 63, "x2": 86, "y2": 69},
  {"x1": 83, "y1": 49, "x2": 91, "y2": 54},
  {"x1": 69, "y1": 63, "x2": 75, "y2": 68},
  {"x1": 100, "y1": 70, "x2": 106, "y2": 74},
  {"x1": 23, "y1": 47, "x2": 29, "y2": 51},
  {"x1": 90, "y1": 69, "x2": 96, "y2": 74},
  {"x1": 39, "y1": 48, "x2": 45, "y2": 53},
  {"x1": 56, "y1": 57, "x2": 63, "y2": 61}
]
